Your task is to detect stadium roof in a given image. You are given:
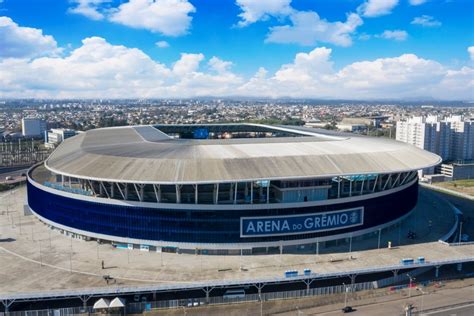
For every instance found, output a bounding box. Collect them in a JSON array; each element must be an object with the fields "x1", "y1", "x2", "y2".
[{"x1": 44, "y1": 124, "x2": 441, "y2": 184}]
